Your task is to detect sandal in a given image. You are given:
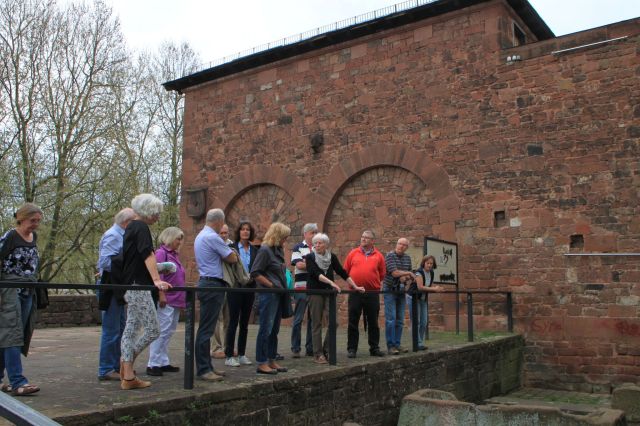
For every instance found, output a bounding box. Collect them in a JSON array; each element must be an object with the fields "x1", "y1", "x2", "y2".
[
  {"x1": 1, "y1": 383, "x2": 12, "y2": 393},
  {"x1": 12, "y1": 384, "x2": 40, "y2": 396}
]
